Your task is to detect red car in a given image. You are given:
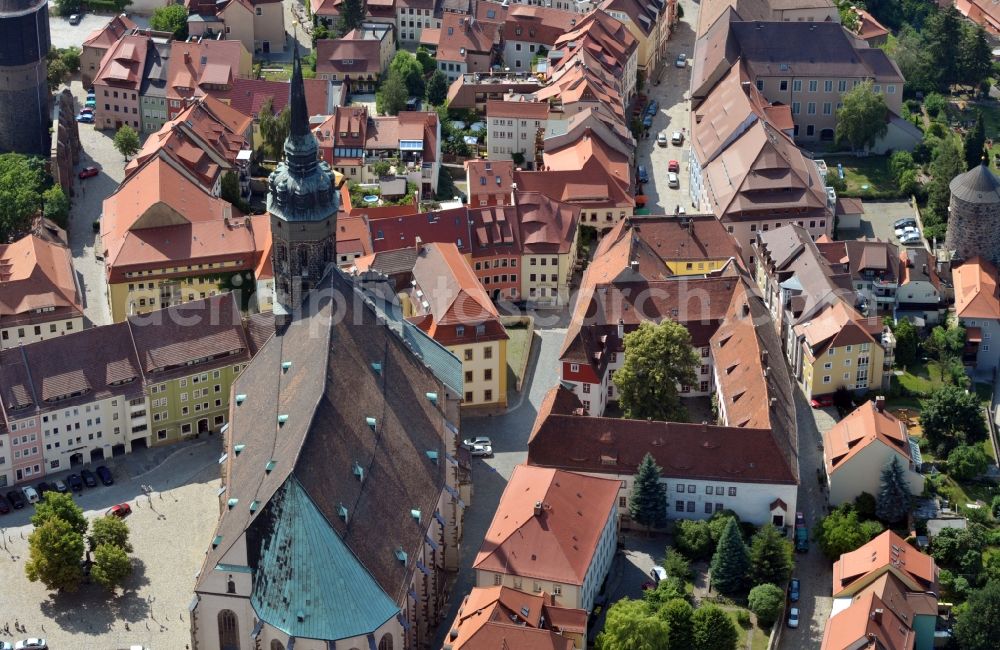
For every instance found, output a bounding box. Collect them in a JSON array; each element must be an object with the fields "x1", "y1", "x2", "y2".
[
  {"x1": 78, "y1": 166, "x2": 100, "y2": 179},
  {"x1": 668, "y1": 160, "x2": 680, "y2": 173},
  {"x1": 810, "y1": 394, "x2": 835, "y2": 408},
  {"x1": 106, "y1": 503, "x2": 132, "y2": 518}
]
